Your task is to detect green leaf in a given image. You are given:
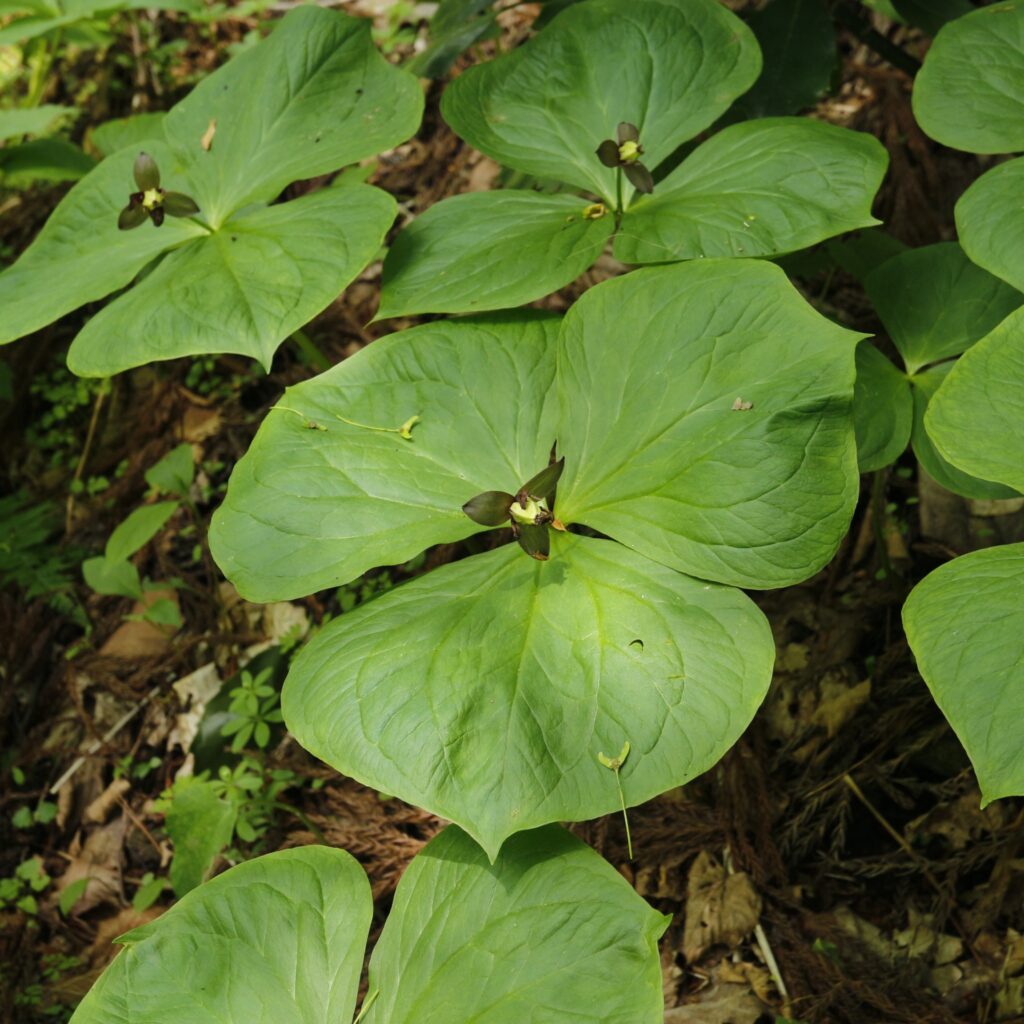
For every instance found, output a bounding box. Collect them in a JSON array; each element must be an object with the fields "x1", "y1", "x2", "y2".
[
  {"x1": 853, "y1": 341, "x2": 912, "y2": 473},
  {"x1": 735, "y1": 0, "x2": 838, "y2": 117},
  {"x1": 864, "y1": 242, "x2": 1023, "y2": 374},
  {"x1": 210, "y1": 312, "x2": 560, "y2": 602},
  {"x1": 909, "y1": 366, "x2": 1018, "y2": 499},
  {"x1": 283, "y1": 532, "x2": 773, "y2": 858},
  {"x1": 925, "y1": 306, "x2": 1024, "y2": 492},
  {"x1": 0, "y1": 137, "x2": 95, "y2": 185},
  {"x1": 556, "y1": 260, "x2": 863, "y2": 589},
  {"x1": 912, "y1": 0, "x2": 1024, "y2": 153},
  {"x1": 408, "y1": 0, "x2": 499, "y2": 79},
  {"x1": 89, "y1": 111, "x2": 166, "y2": 157},
  {"x1": 59, "y1": 877, "x2": 90, "y2": 917},
  {"x1": 956, "y1": 157, "x2": 1024, "y2": 293},
  {"x1": 367, "y1": 825, "x2": 669, "y2": 1022},
  {"x1": 904, "y1": 544, "x2": 1024, "y2": 804},
  {"x1": 0, "y1": 104, "x2": 77, "y2": 141},
  {"x1": 131, "y1": 873, "x2": 167, "y2": 912},
  {"x1": 0, "y1": 143, "x2": 205, "y2": 347},
  {"x1": 441, "y1": 0, "x2": 760, "y2": 204},
  {"x1": 69, "y1": 846, "x2": 371, "y2": 1024},
  {"x1": 163, "y1": 778, "x2": 237, "y2": 896},
  {"x1": 67, "y1": 185, "x2": 395, "y2": 376},
  {"x1": 106, "y1": 501, "x2": 179, "y2": 561},
  {"x1": 146, "y1": 443, "x2": 195, "y2": 498},
  {"x1": 162, "y1": 5, "x2": 423, "y2": 228},
  {"x1": 71, "y1": 825, "x2": 668, "y2": 1024},
  {"x1": 82, "y1": 556, "x2": 142, "y2": 600},
  {"x1": 614, "y1": 119, "x2": 886, "y2": 265},
  {"x1": 377, "y1": 191, "x2": 614, "y2": 318},
  {"x1": 891, "y1": 0, "x2": 973, "y2": 36}
]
